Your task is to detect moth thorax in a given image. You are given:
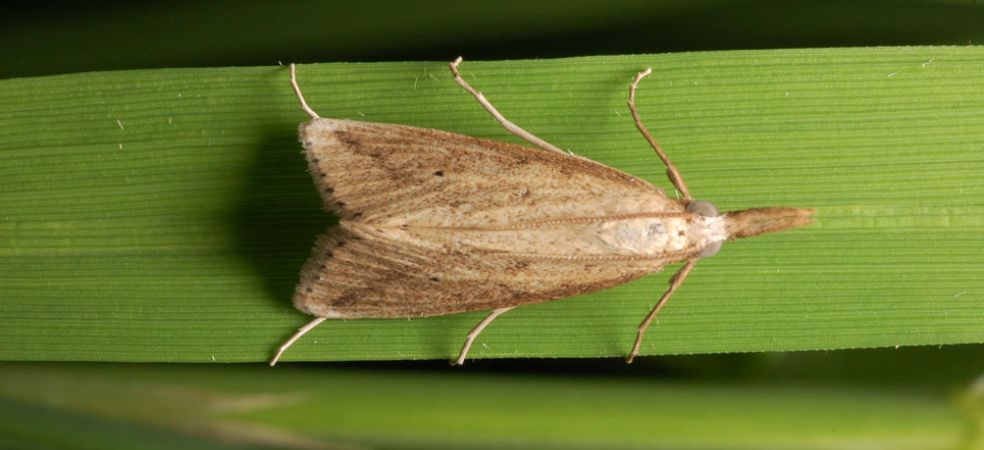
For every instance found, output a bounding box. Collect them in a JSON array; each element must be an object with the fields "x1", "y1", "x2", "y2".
[{"x1": 687, "y1": 200, "x2": 723, "y2": 257}]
